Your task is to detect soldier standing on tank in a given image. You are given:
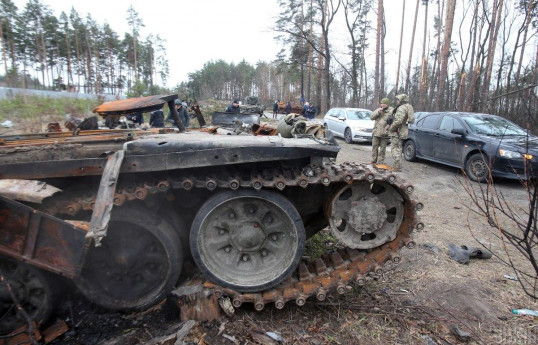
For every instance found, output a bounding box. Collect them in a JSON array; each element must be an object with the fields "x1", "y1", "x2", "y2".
[
  {"x1": 370, "y1": 97, "x2": 393, "y2": 164},
  {"x1": 387, "y1": 94, "x2": 415, "y2": 171}
]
